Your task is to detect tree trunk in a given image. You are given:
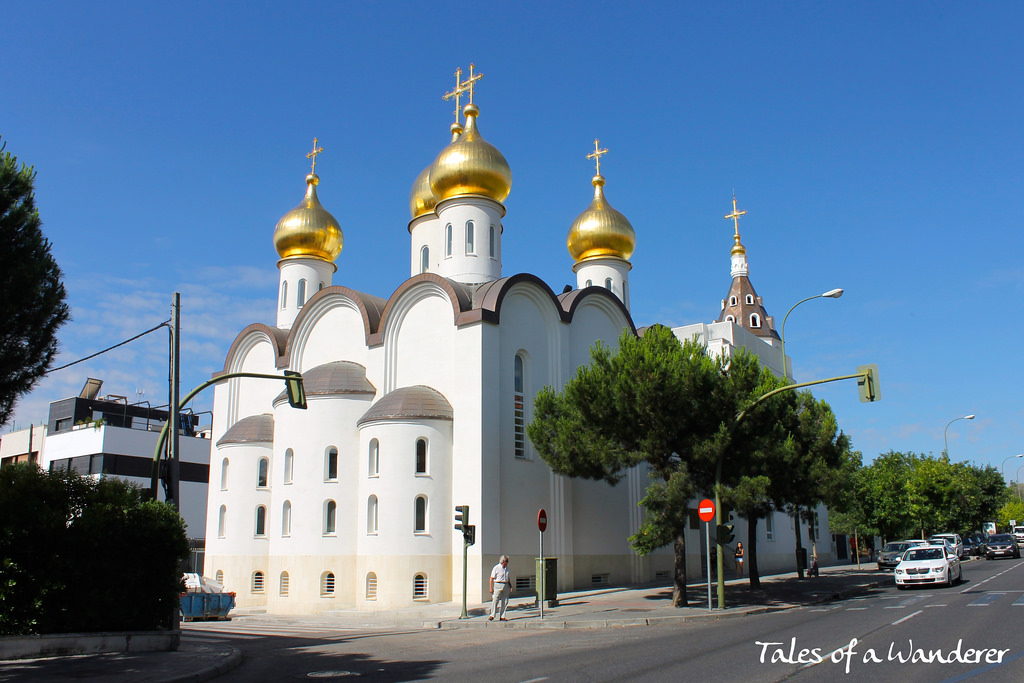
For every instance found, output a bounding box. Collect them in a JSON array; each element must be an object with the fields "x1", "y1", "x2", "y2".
[
  {"x1": 747, "y1": 517, "x2": 761, "y2": 588},
  {"x1": 794, "y1": 508, "x2": 805, "y2": 579},
  {"x1": 672, "y1": 534, "x2": 688, "y2": 607}
]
